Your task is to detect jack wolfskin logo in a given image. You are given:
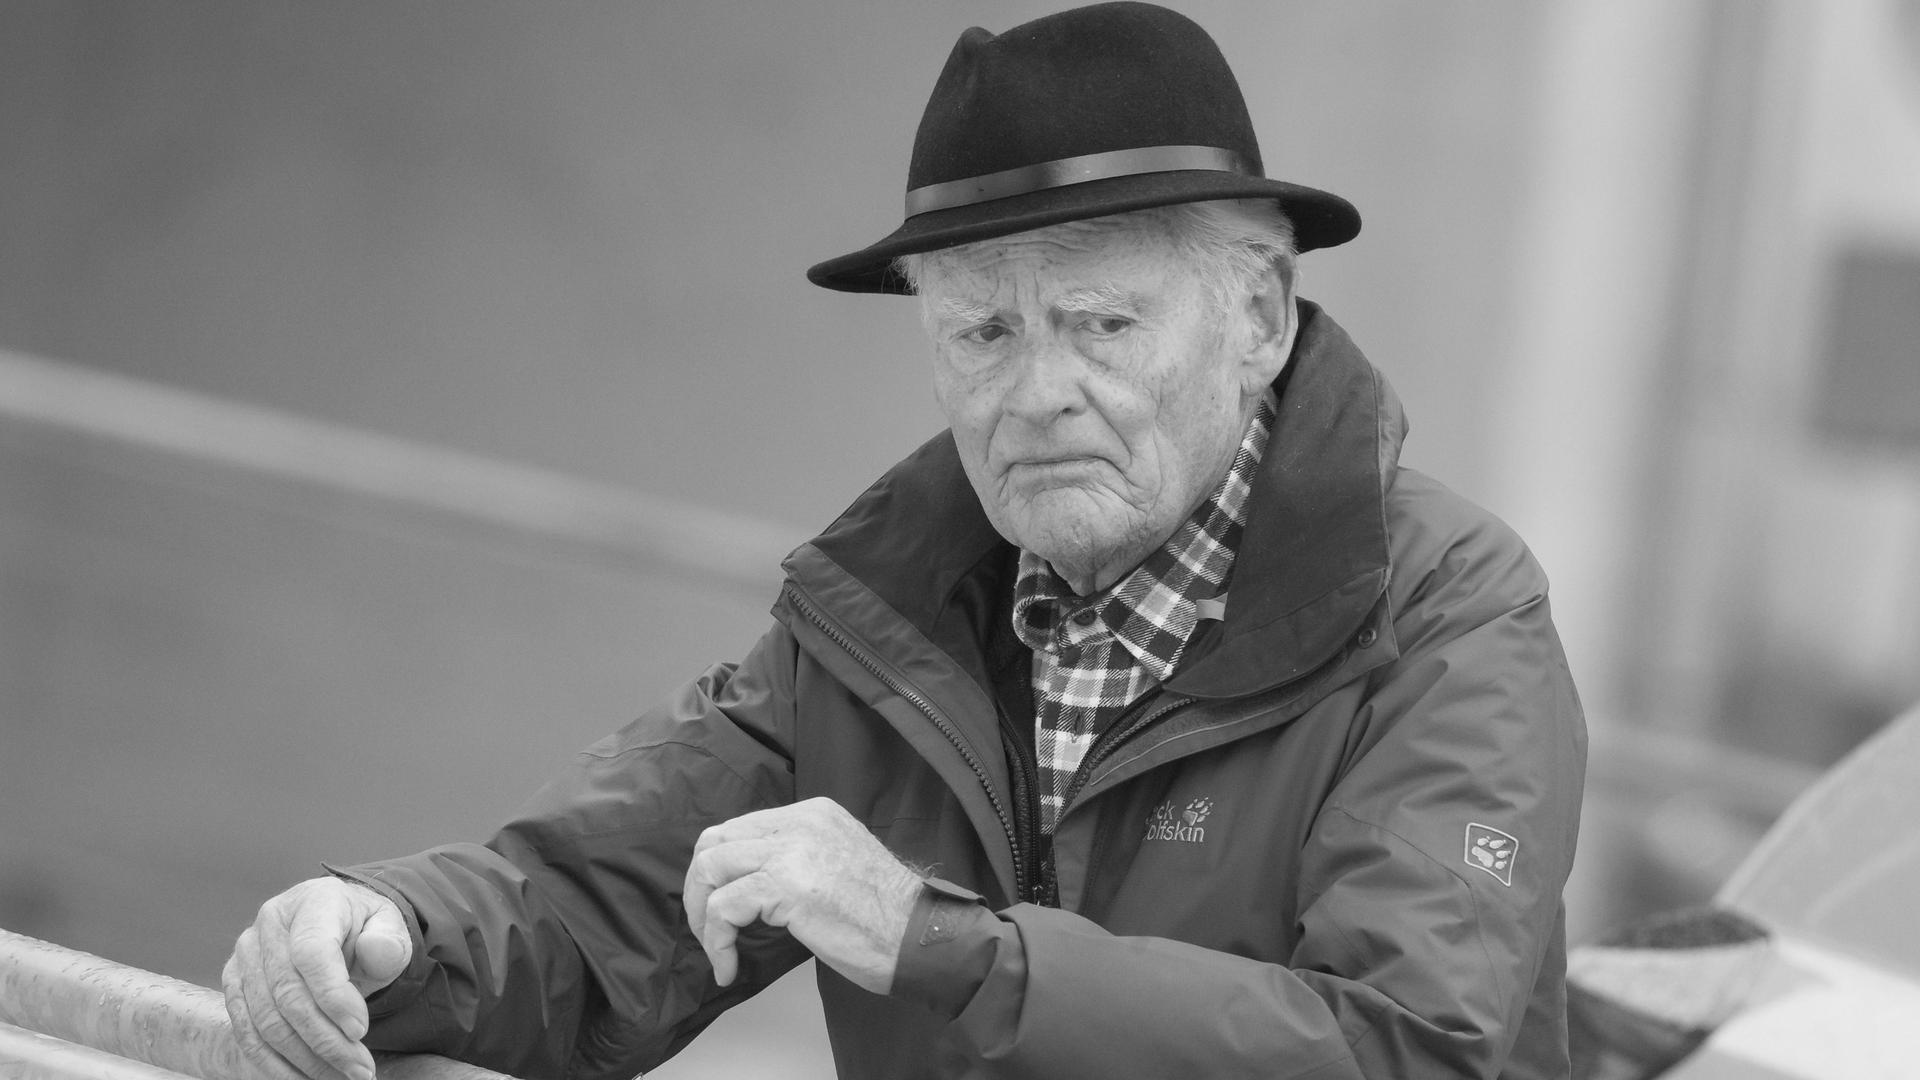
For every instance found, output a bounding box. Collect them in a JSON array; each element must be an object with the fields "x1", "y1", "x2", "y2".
[
  {"x1": 1144, "y1": 797, "x2": 1214, "y2": 843},
  {"x1": 1465, "y1": 823, "x2": 1518, "y2": 886}
]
